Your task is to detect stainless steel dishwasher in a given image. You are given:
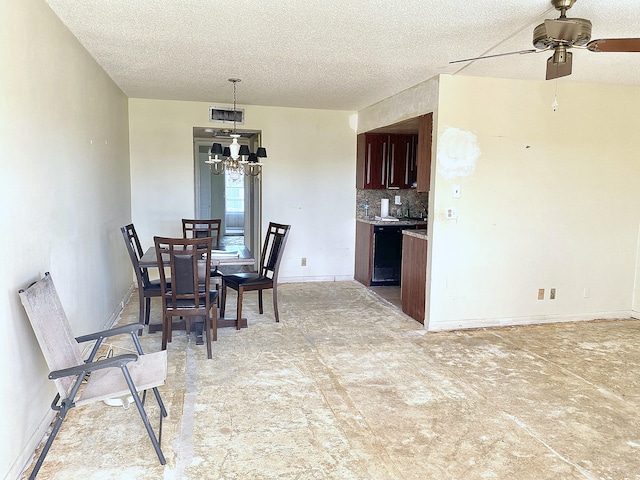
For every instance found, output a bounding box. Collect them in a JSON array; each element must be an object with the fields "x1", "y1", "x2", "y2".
[{"x1": 371, "y1": 224, "x2": 418, "y2": 286}]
